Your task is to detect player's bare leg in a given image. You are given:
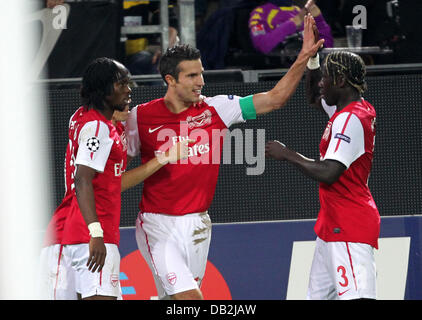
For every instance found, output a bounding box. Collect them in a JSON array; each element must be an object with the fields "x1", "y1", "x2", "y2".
[{"x1": 170, "y1": 288, "x2": 203, "y2": 300}]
